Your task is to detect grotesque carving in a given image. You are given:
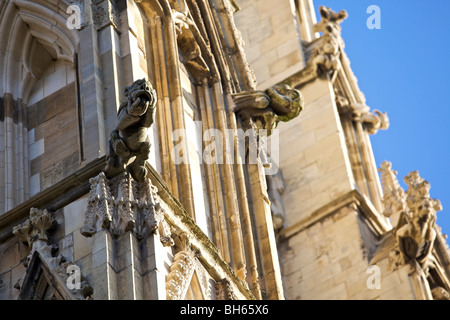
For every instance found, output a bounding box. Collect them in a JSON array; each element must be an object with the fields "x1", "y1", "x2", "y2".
[
  {"x1": 352, "y1": 102, "x2": 389, "y2": 134},
  {"x1": 379, "y1": 163, "x2": 445, "y2": 276},
  {"x1": 394, "y1": 170, "x2": 442, "y2": 272},
  {"x1": 287, "y1": 6, "x2": 347, "y2": 86},
  {"x1": 105, "y1": 78, "x2": 157, "y2": 183},
  {"x1": 232, "y1": 83, "x2": 304, "y2": 134},
  {"x1": 314, "y1": 6, "x2": 347, "y2": 40},
  {"x1": 173, "y1": 11, "x2": 210, "y2": 83},
  {"x1": 311, "y1": 6, "x2": 347, "y2": 75}
]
